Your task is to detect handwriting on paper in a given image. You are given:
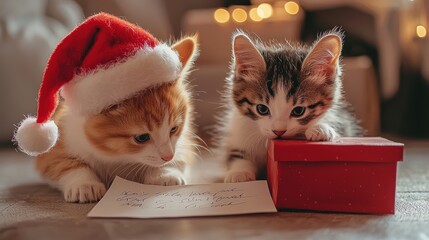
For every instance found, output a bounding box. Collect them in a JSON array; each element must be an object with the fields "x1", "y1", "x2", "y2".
[
  {"x1": 87, "y1": 177, "x2": 276, "y2": 218},
  {"x1": 116, "y1": 187, "x2": 250, "y2": 209}
]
